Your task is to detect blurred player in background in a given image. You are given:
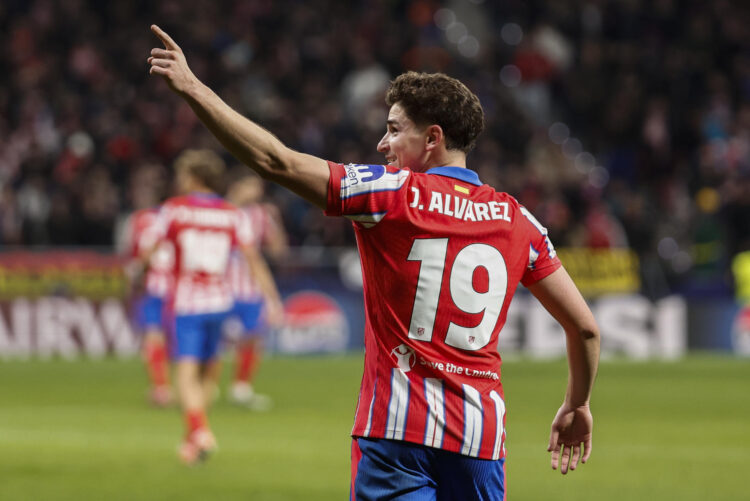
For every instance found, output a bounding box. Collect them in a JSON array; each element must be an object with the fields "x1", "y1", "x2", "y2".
[
  {"x1": 142, "y1": 149, "x2": 281, "y2": 464},
  {"x1": 149, "y1": 25, "x2": 600, "y2": 497},
  {"x1": 117, "y1": 170, "x2": 174, "y2": 407},
  {"x1": 225, "y1": 172, "x2": 286, "y2": 409}
]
